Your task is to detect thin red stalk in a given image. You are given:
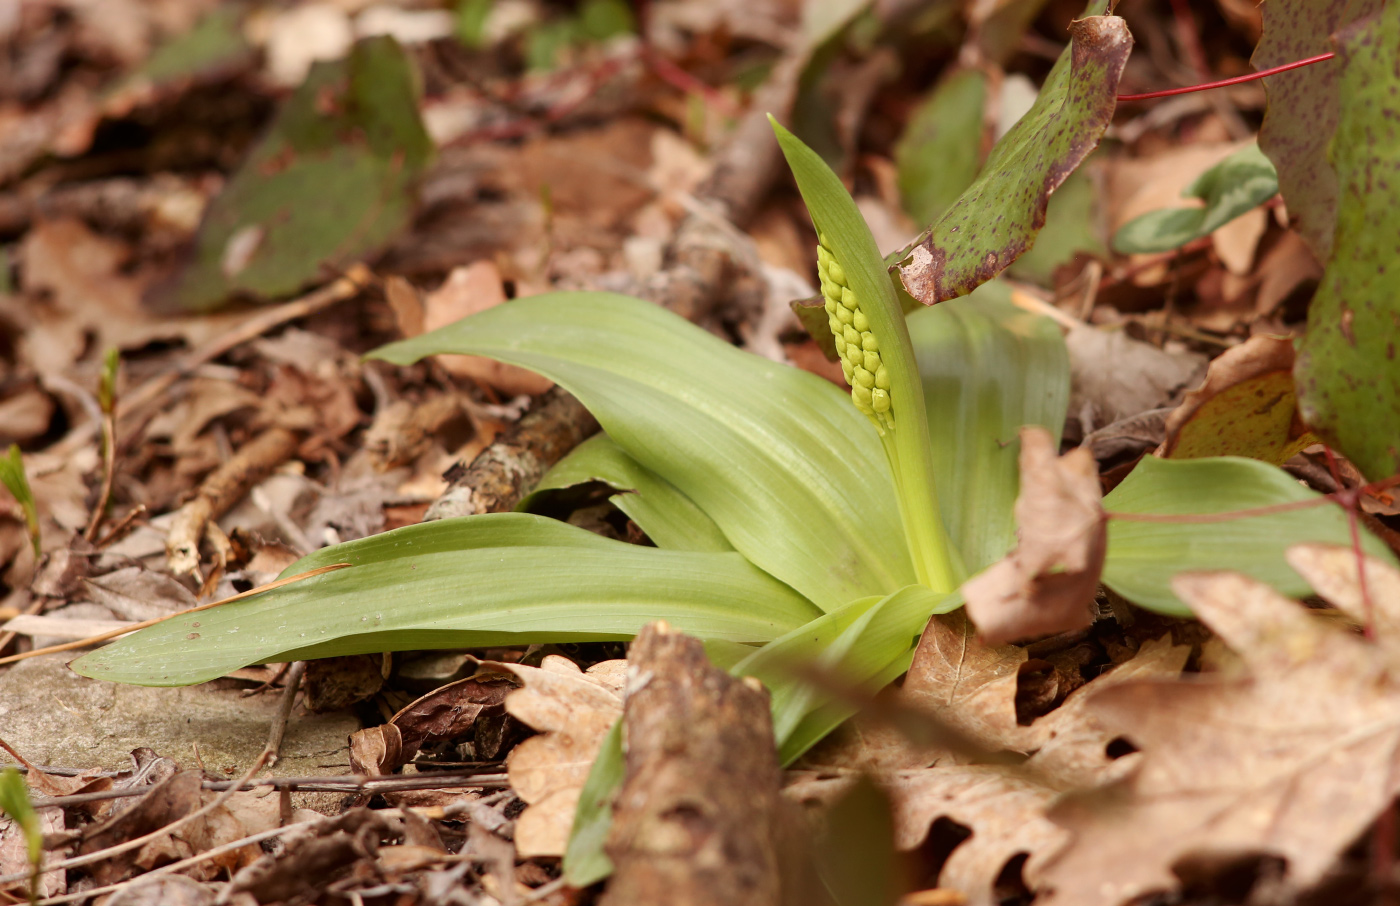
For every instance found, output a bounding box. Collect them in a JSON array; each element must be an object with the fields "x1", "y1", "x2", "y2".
[
  {"x1": 1105, "y1": 473, "x2": 1400, "y2": 524},
  {"x1": 1117, "y1": 52, "x2": 1335, "y2": 101},
  {"x1": 1323, "y1": 445, "x2": 1375, "y2": 639}
]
